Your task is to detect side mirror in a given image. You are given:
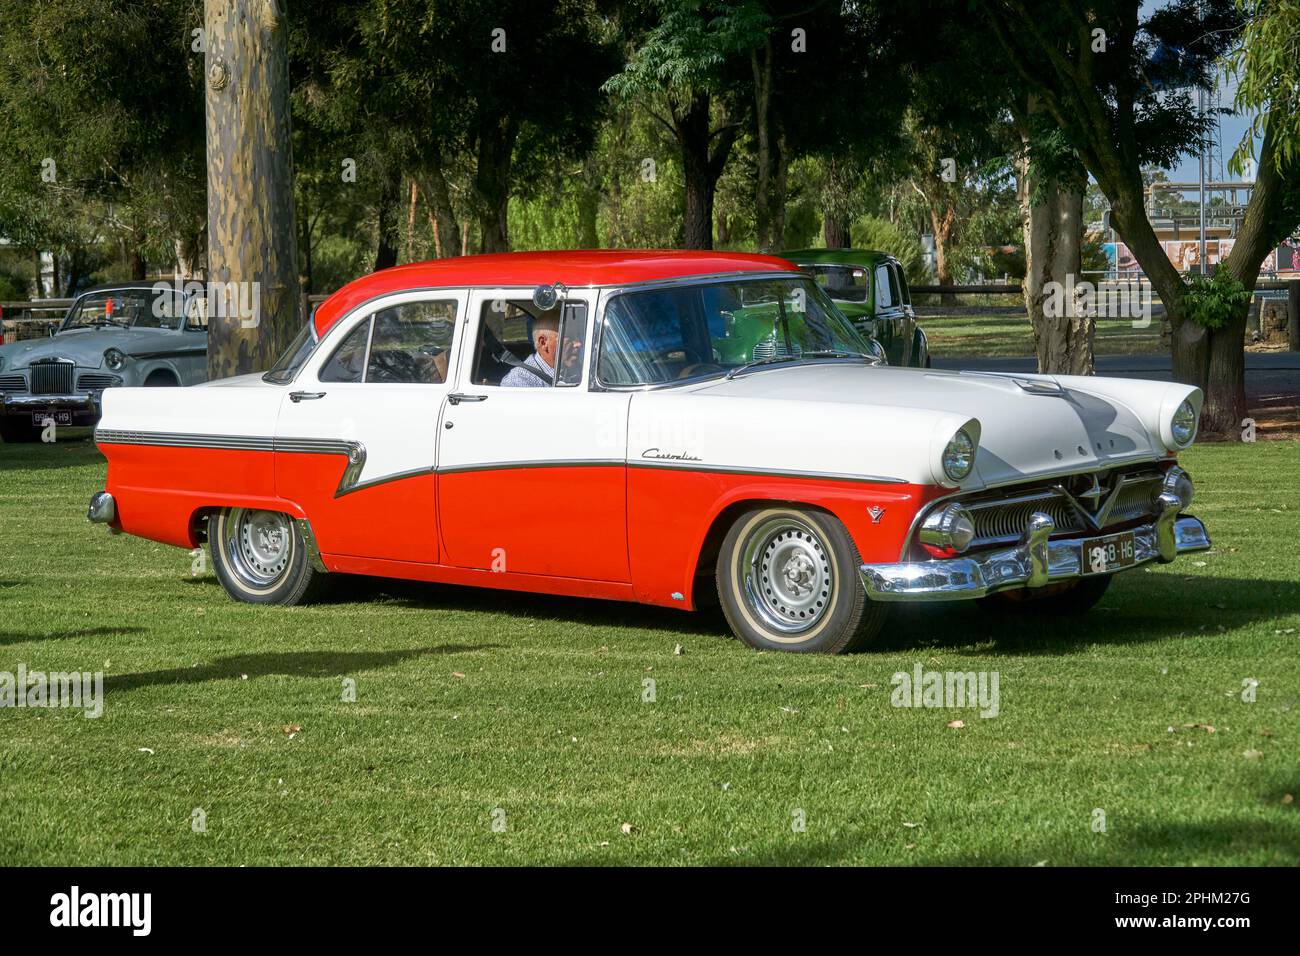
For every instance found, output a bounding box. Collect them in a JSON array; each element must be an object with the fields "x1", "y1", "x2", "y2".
[{"x1": 531, "y1": 282, "x2": 568, "y2": 312}]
